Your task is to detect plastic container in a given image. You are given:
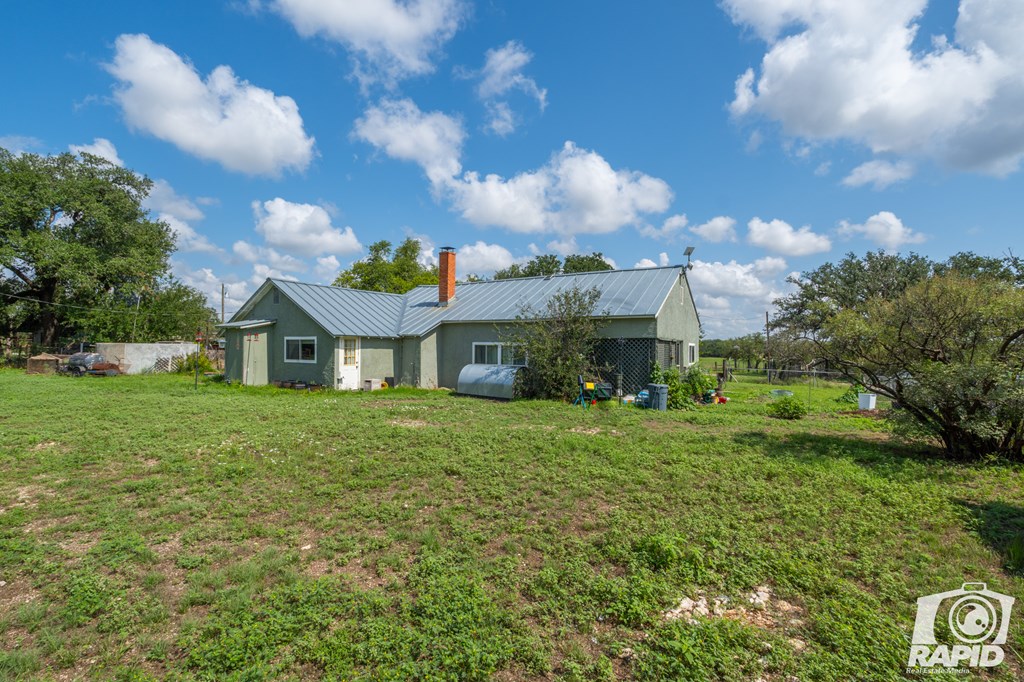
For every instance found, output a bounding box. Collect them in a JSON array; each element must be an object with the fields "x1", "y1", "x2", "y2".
[
  {"x1": 858, "y1": 393, "x2": 877, "y2": 410},
  {"x1": 646, "y1": 383, "x2": 669, "y2": 411}
]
